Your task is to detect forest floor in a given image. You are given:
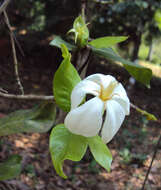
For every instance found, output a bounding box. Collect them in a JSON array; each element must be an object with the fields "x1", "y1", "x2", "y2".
[{"x1": 0, "y1": 44, "x2": 161, "y2": 190}]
